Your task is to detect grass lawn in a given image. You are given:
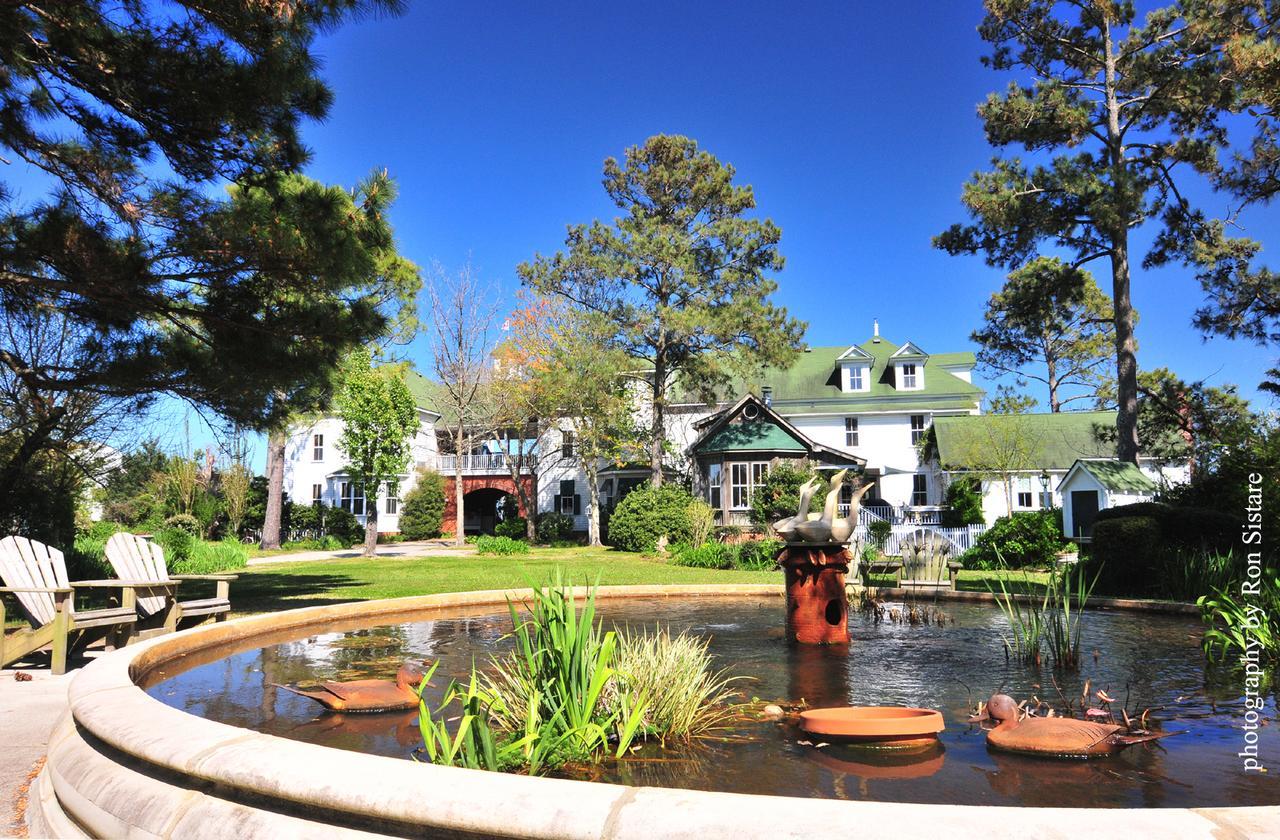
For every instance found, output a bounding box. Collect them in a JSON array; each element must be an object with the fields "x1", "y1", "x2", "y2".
[{"x1": 232, "y1": 546, "x2": 777, "y2": 615}]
